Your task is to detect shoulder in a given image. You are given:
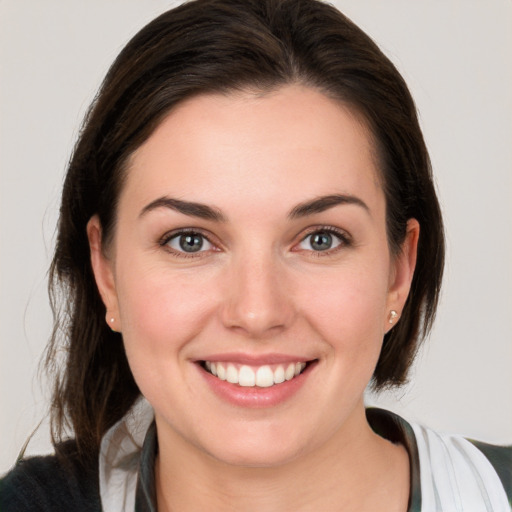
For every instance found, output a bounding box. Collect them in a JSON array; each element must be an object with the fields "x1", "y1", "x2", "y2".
[
  {"x1": 0, "y1": 441, "x2": 101, "y2": 512},
  {"x1": 367, "y1": 408, "x2": 512, "y2": 510},
  {"x1": 411, "y1": 421, "x2": 512, "y2": 510},
  {"x1": 469, "y1": 439, "x2": 512, "y2": 501}
]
